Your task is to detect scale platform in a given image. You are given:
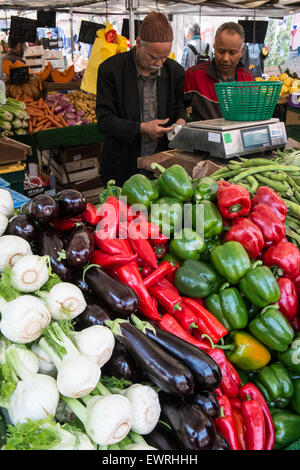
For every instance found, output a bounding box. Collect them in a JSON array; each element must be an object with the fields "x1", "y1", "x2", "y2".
[{"x1": 168, "y1": 117, "x2": 287, "y2": 159}]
